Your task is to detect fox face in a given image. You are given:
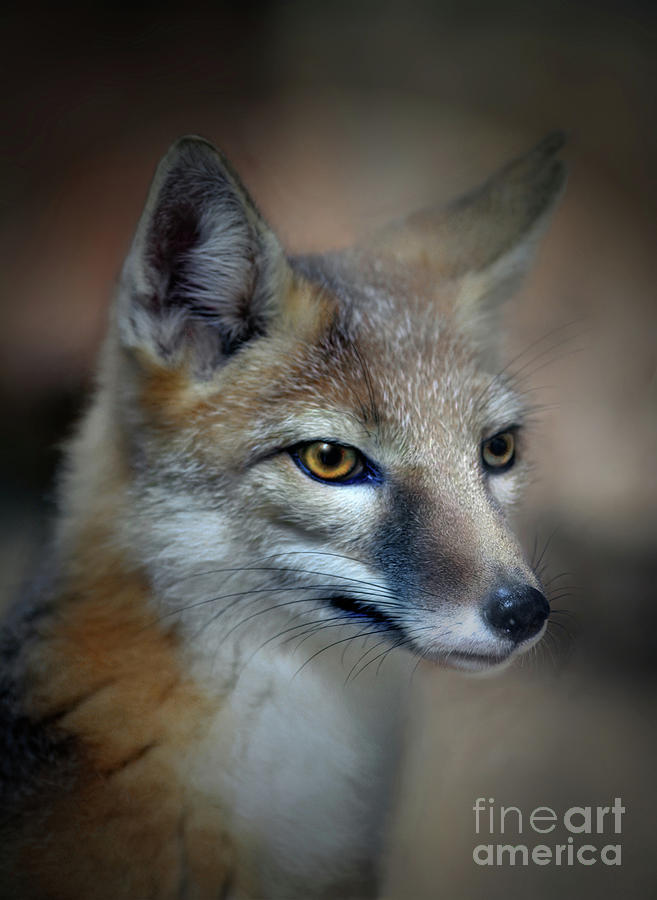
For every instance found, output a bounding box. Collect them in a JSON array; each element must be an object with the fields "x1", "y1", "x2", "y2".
[{"x1": 71, "y1": 134, "x2": 564, "y2": 678}]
